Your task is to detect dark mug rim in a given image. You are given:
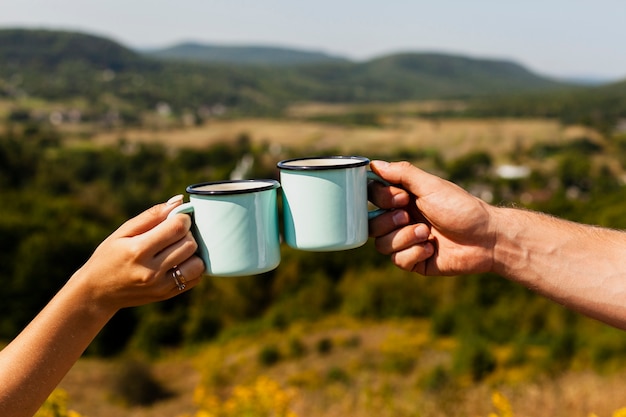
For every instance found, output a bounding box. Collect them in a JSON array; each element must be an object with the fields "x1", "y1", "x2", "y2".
[
  {"x1": 277, "y1": 156, "x2": 370, "y2": 171},
  {"x1": 186, "y1": 179, "x2": 280, "y2": 195}
]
